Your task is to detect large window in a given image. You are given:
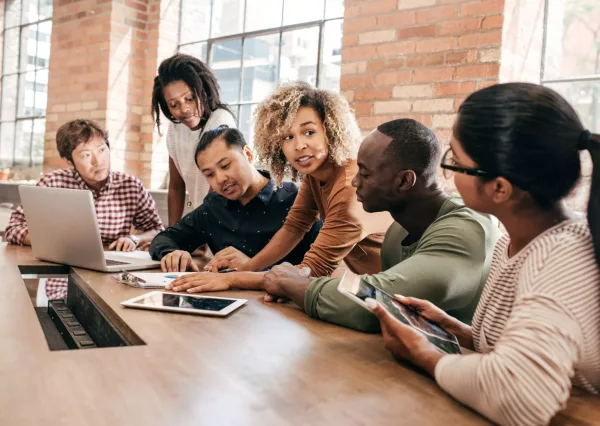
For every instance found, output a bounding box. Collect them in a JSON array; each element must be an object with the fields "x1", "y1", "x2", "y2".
[
  {"x1": 542, "y1": 0, "x2": 600, "y2": 132},
  {"x1": 0, "y1": 0, "x2": 52, "y2": 168},
  {"x1": 178, "y1": 0, "x2": 344, "y2": 144}
]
